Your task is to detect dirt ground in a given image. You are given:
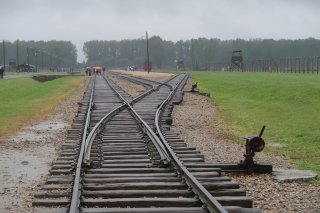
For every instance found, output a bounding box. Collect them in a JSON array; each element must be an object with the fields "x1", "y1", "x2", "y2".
[{"x1": 0, "y1": 78, "x2": 89, "y2": 212}]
